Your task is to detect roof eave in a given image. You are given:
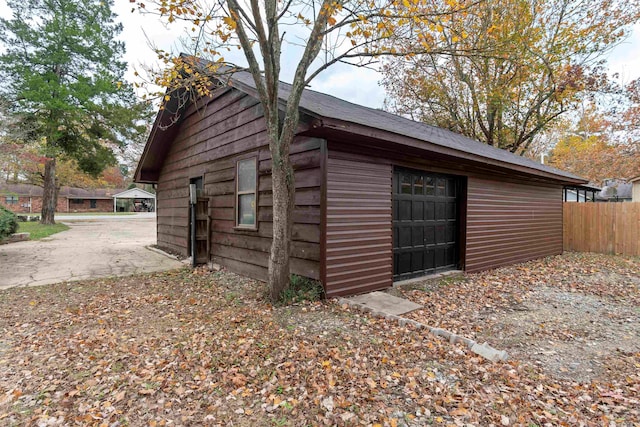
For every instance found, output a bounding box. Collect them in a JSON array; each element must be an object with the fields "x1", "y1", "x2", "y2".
[
  {"x1": 134, "y1": 103, "x2": 170, "y2": 184},
  {"x1": 309, "y1": 117, "x2": 587, "y2": 185}
]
